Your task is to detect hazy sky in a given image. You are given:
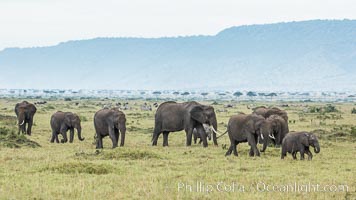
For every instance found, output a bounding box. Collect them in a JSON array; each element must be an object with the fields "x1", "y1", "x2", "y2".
[{"x1": 0, "y1": 0, "x2": 355, "y2": 50}]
